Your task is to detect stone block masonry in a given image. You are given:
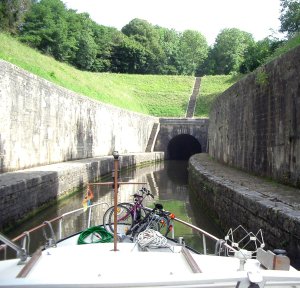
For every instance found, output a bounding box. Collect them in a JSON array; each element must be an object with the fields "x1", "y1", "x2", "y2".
[
  {"x1": 188, "y1": 153, "x2": 300, "y2": 268},
  {"x1": 209, "y1": 45, "x2": 300, "y2": 188},
  {"x1": 0, "y1": 60, "x2": 158, "y2": 172},
  {"x1": 154, "y1": 118, "x2": 209, "y2": 158},
  {"x1": 0, "y1": 152, "x2": 164, "y2": 230}
]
